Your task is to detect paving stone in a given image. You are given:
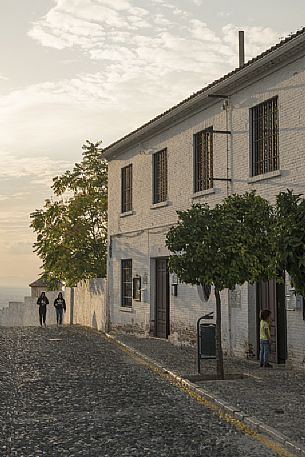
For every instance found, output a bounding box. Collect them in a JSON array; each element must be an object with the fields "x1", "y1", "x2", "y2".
[
  {"x1": 0, "y1": 326, "x2": 279, "y2": 456},
  {"x1": 116, "y1": 332, "x2": 305, "y2": 452}
]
